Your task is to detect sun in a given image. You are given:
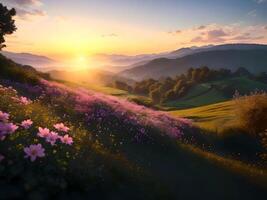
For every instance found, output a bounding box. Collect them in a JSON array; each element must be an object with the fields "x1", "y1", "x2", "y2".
[
  {"x1": 78, "y1": 56, "x2": 86, "y2": 62},
  {"x1": 74, "y1": 55, "x2": 89, "y2": 70}
]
